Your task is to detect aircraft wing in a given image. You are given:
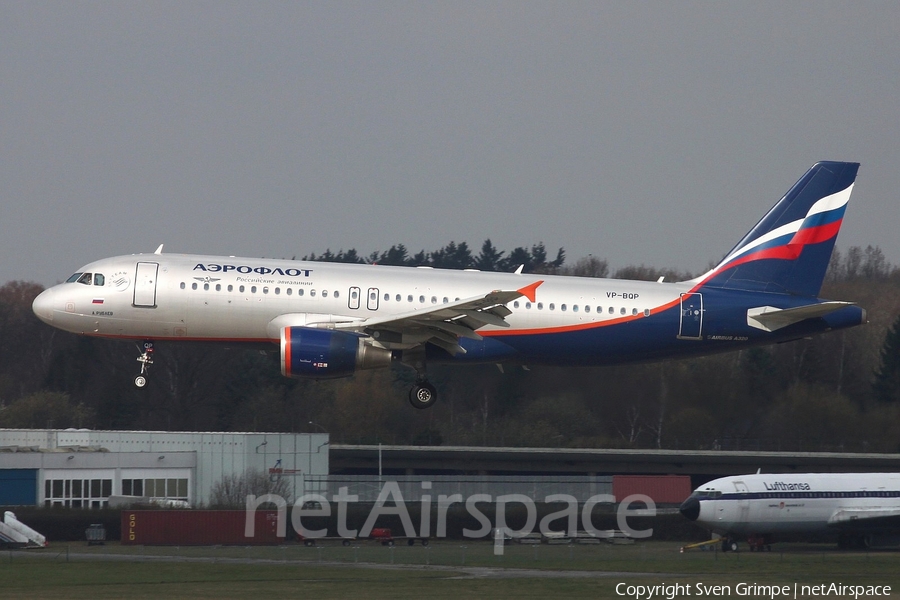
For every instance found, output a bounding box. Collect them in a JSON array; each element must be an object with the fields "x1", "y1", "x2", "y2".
[
  {"x1": 747, "y1": 301, "x2": 856, "y2": 332},
  {"x1": 333, "y1": 280, "x2": 543, "y2": 356},
  {"x1": 827, "y1": 507, "x2": 900, "y2": 530}
]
